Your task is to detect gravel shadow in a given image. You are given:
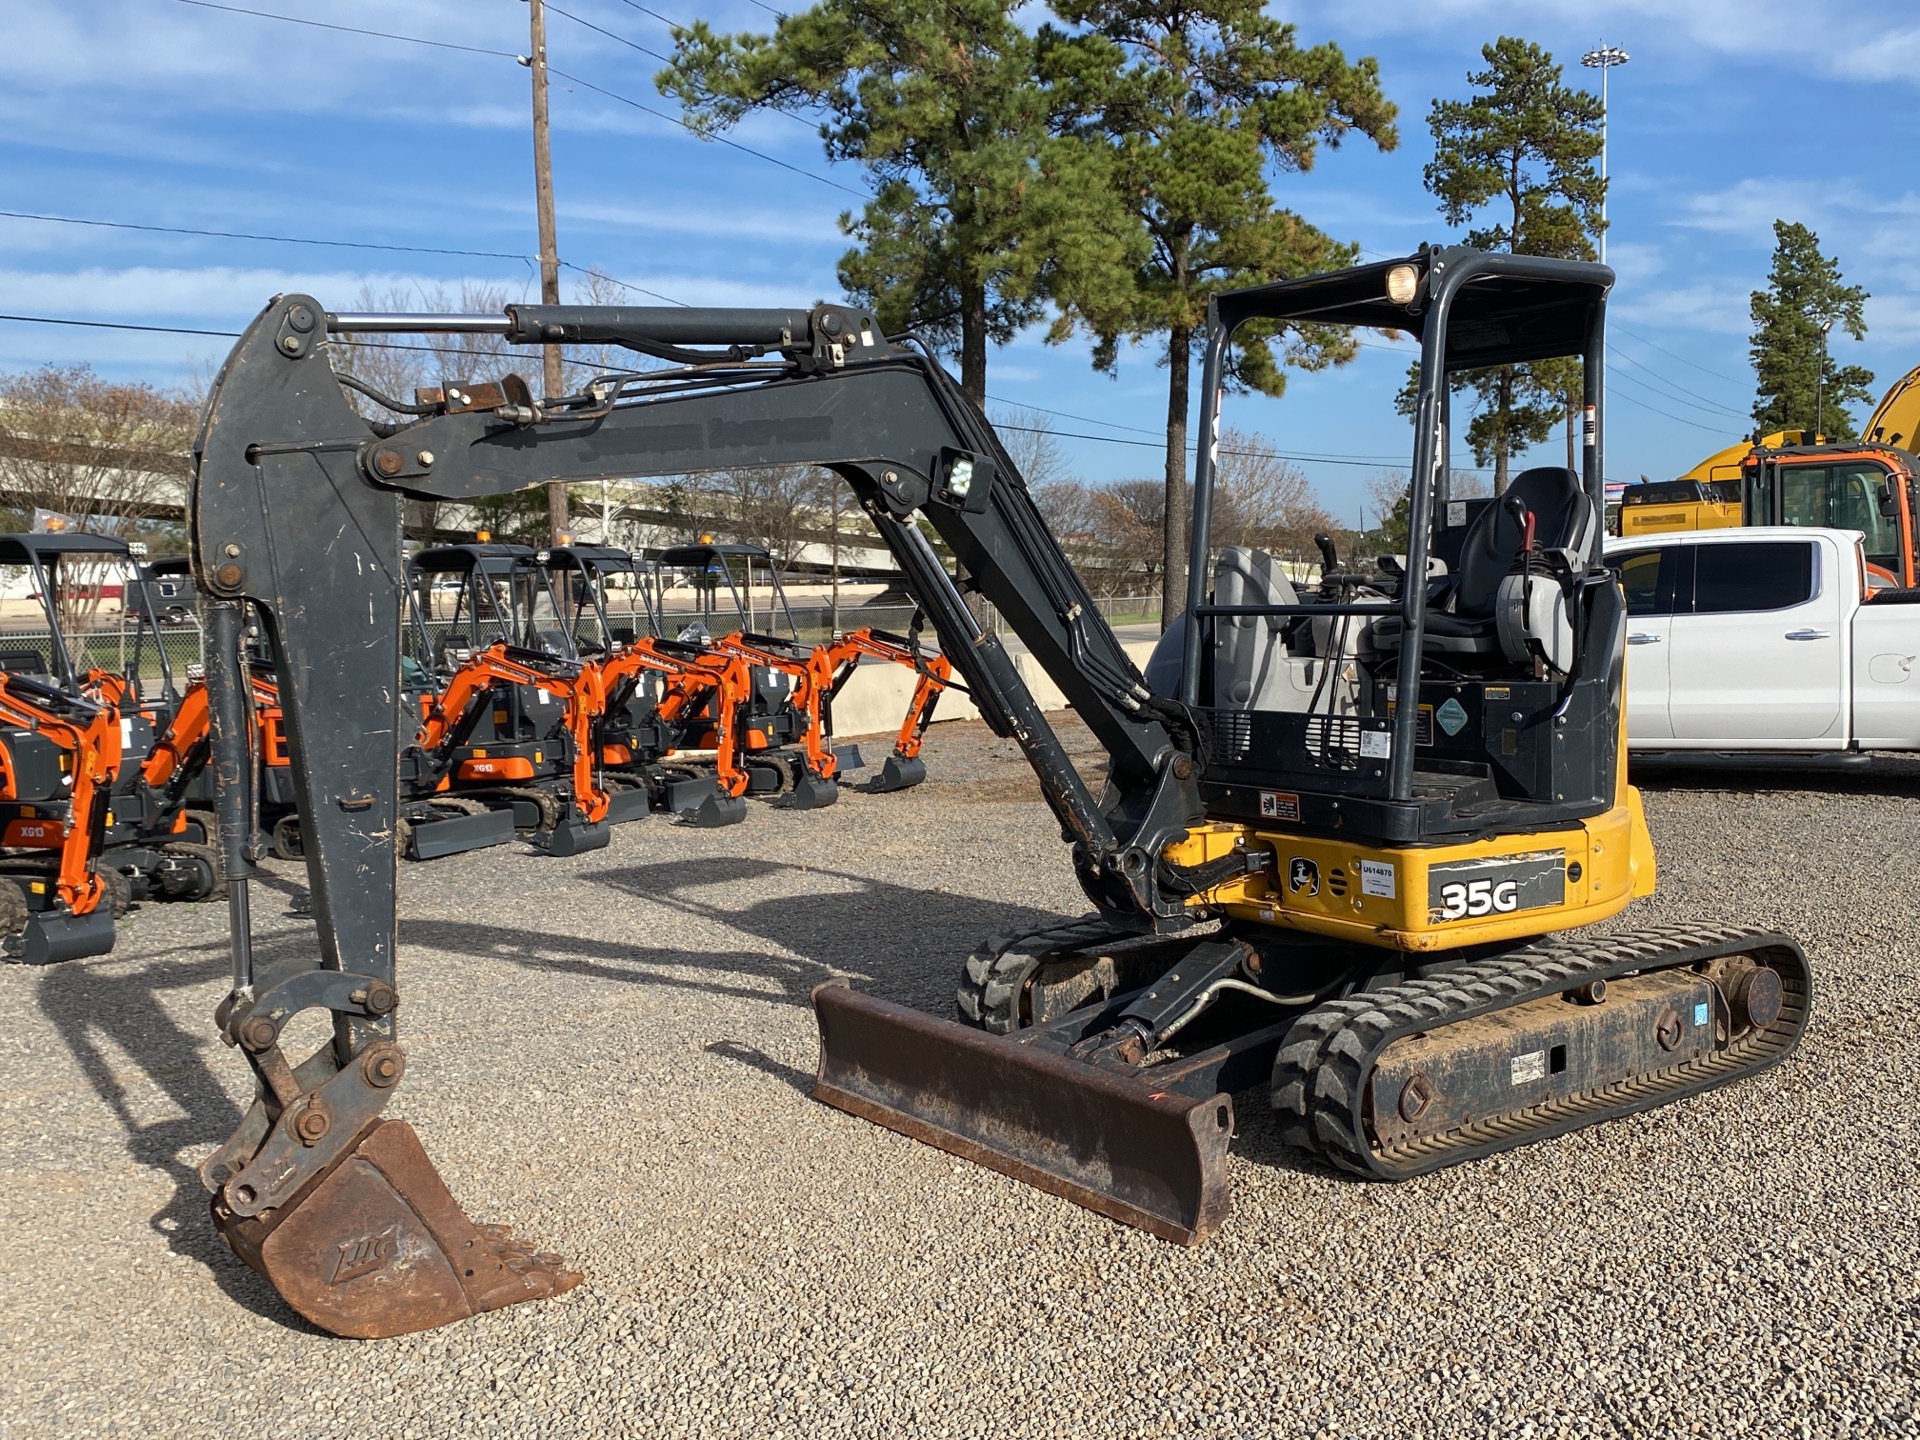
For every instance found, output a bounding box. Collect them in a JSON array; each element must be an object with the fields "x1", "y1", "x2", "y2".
[
  {"x1": 576, "y1": 855, "x2": 1068, "y2": 1010},
  {"x1": 32, "y1": 930, "x2": 326, "y2": 1328},
  {"x1": 401, "y1": 917, "x2": 832, "y2": 1010}
]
